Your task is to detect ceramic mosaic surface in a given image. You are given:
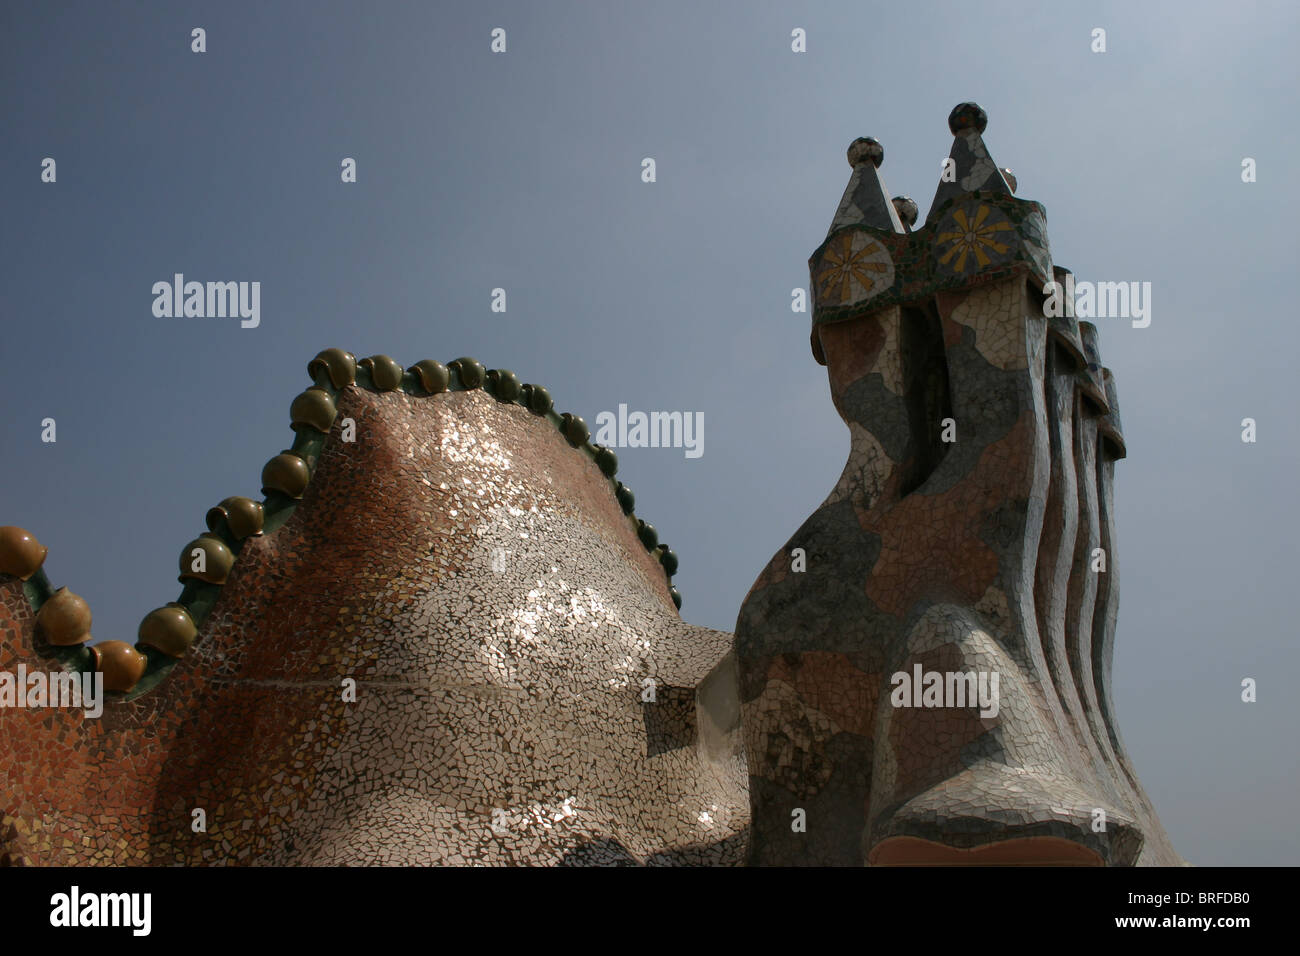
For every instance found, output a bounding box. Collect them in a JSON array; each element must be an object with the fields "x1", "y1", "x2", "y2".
[{"x1": 0, "y1": 103, "x2": 1180, "y2": 866}]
